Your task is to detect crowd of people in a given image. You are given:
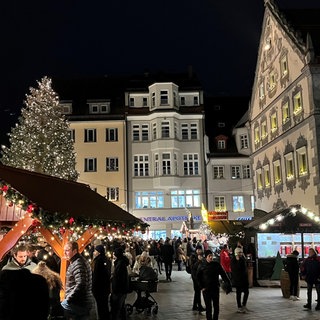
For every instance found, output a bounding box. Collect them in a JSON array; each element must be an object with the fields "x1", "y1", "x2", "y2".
[{"x1": 1, "y1": 235, "x2": 319, "y2": 320}]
